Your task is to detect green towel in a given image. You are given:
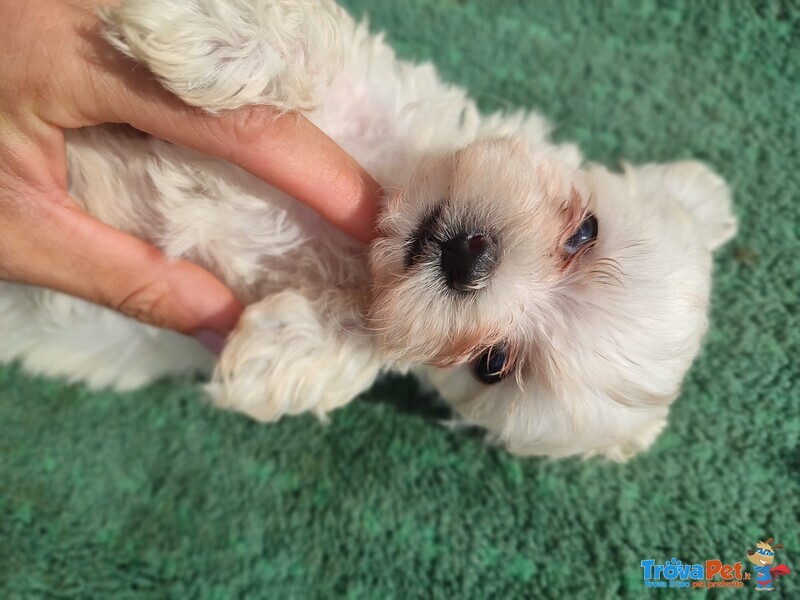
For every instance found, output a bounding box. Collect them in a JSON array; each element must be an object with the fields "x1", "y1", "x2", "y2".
[{"x1": 2, "y1": 1, "x2": 798, "y2": 597}]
